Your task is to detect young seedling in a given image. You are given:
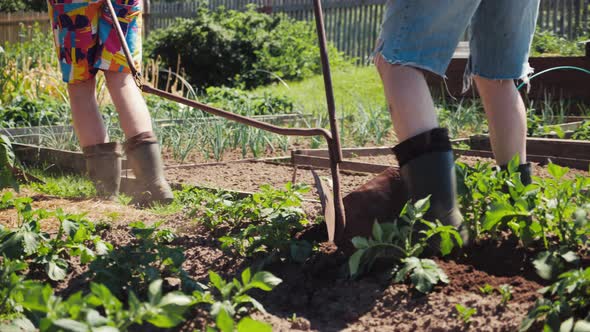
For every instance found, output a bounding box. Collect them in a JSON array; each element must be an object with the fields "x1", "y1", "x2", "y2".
[
  {"x1": 455, "y1": 304, "x2": 477, "y2": 325},
  {"x1": 498, "y1": 284, "x2": 512, "y2": 306},
  {"x1": 478, "y1": 283, "x2": 495, "y2": 295}
]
